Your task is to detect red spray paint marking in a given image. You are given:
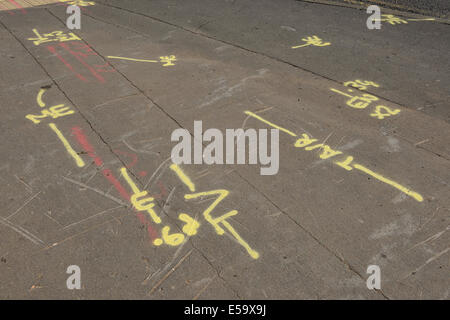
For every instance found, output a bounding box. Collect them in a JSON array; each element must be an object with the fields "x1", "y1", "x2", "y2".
[
  {"x1": 71, "y1": 126, "x2": 159, "y2": 241},
  {"x1": 101, "y1": 168, "x2": 131, "y2": 201},
  {"x1": 154, "y1": 181, "x2": 168, "y2": 200},
  {"x1": 71, "y1": 126, "x2": 103, "y2": 166},
  {"x1": 59, "y1": 42, "x2": 113, "y2": 83},
  {"x1": 7, "y1": 0, "x2": 26, "y2": 14},
  {"x1": 114, "y1": 149, "x2": 138, "y2": 169},
  {"x1": 114, "y1": 149, "x2": 148, "y2": 177},
  {"x1": 47, "y1": 45, "x2": 88, "y2": 82}
]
